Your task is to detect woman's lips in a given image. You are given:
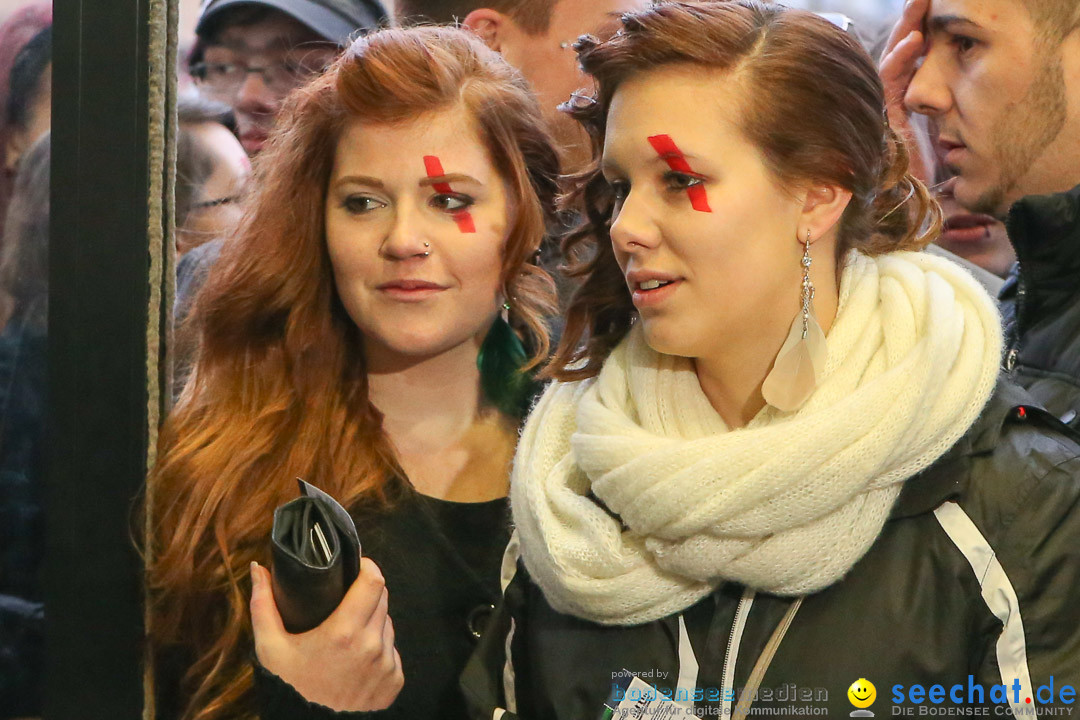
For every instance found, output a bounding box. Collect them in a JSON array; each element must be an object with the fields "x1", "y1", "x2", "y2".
[
  {"x1": 377, "y1": 281, "x2": 447, "y2": 302},
  {"x1": 631, "y1": 279, "x2": 682, "y2": 308}
]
